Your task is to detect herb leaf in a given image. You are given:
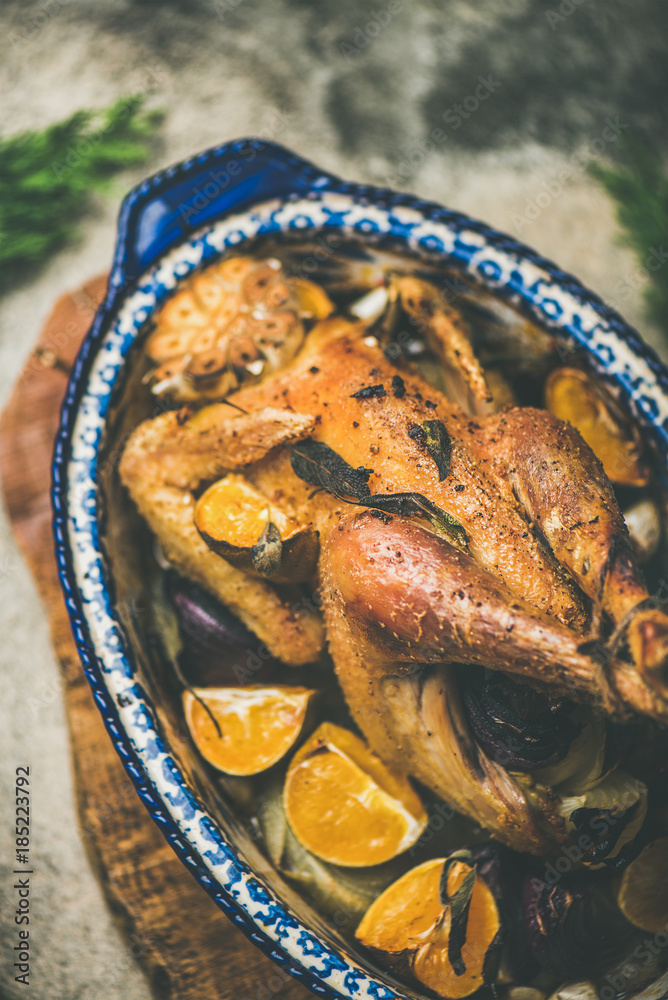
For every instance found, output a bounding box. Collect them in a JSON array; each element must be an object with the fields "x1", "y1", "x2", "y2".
[
  {"x1": 290, "y1": 440, "x2": 372, "y2": 501},
  {"x1": 423, "y1": 419, "x2": 451, "y2": 481},
  {"x1": 251, "y1": 521, "x2": 283, "y2": 577},
  {"x1": 440, "y1": 857, "x2": 477, "y2": 977},
  {"x1": 351, "y1": 384, "x2": 386, "y2": 399},
  {"x1": 363, "y1": 492, "x2": 467, "y2": 549},
  {"x1": 290, "y1": 440, "x2": 468, "y2": 550}
]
